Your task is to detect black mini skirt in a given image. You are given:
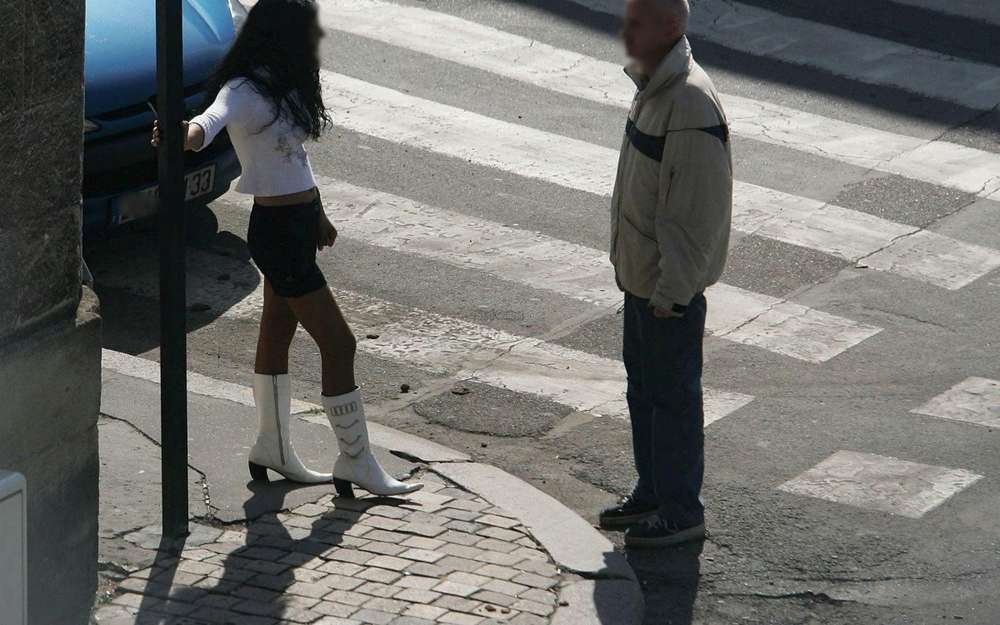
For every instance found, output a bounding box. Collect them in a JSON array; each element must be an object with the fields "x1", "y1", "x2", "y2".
[{"x1": 246, "y1": 196, "x2": 328, "y2": 298}]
